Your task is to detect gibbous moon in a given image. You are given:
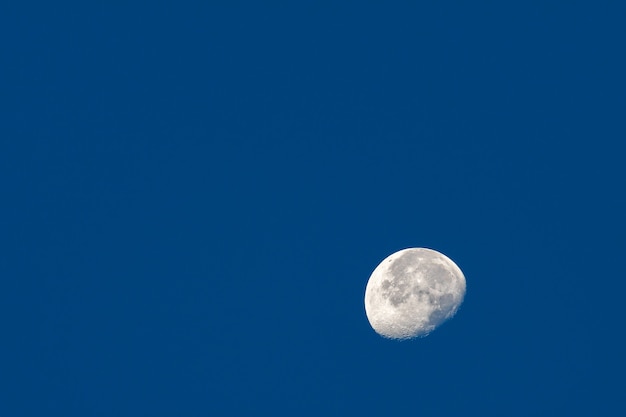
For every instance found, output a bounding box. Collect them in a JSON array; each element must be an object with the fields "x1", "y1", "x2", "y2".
[{"x1": 364, "y1": 248, "x2": 466, "y2": 340}]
